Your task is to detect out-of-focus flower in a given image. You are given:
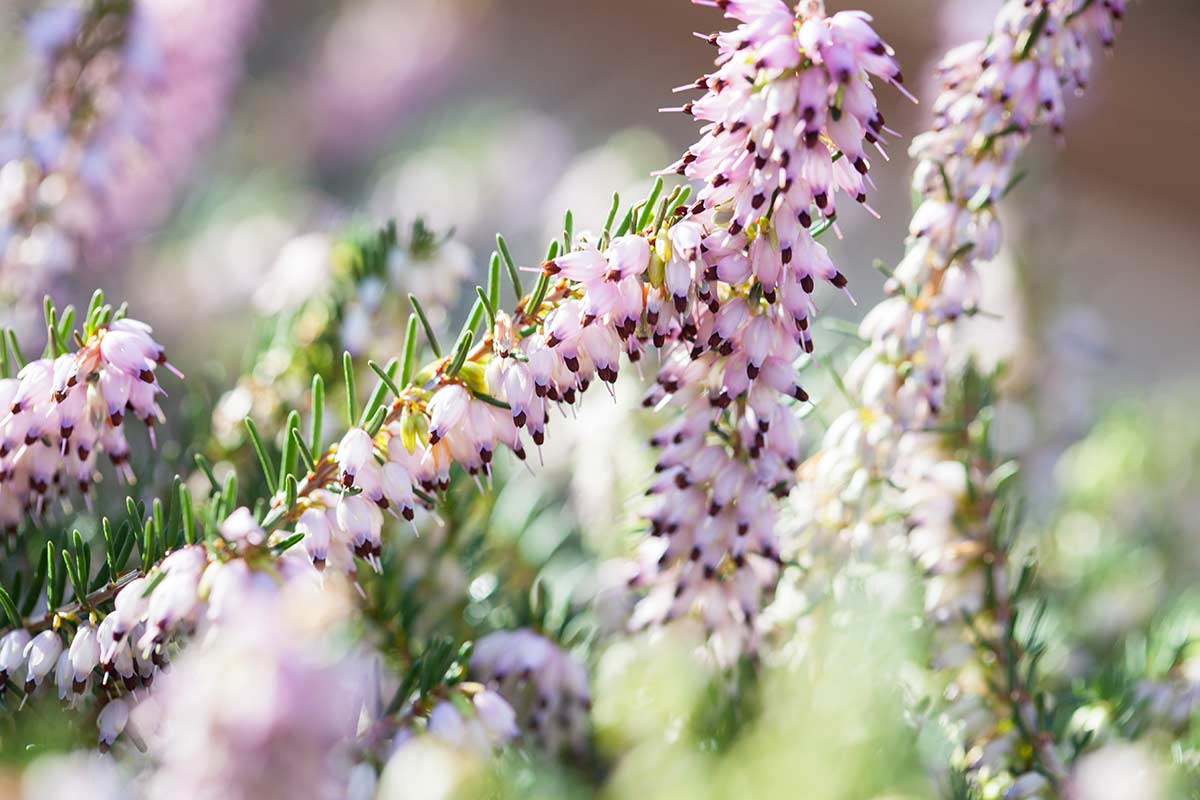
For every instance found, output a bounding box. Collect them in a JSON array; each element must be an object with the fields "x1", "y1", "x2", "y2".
[
  {"x1": 20, "y1": 751, "x2": 129, "y2": 800},
  {"x1": 138, "y1": 578, "x2": 369, "y2": 800},
  {"x1": 779, "y1": 0, "x2": 1126, "y2": 790},
  {"x1": 471, "y1": 629, "x2": 590, "y2": 753},
  {"x1": 1071, "y1": 744, "x2": 1166, "y2": 800}
]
